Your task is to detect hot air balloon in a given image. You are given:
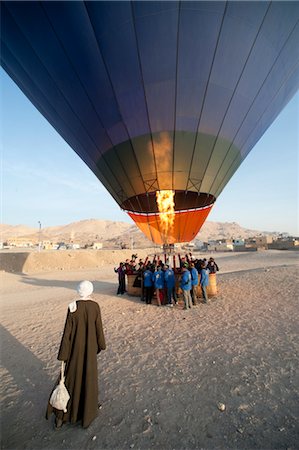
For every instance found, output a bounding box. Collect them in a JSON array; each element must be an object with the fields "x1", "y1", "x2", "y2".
[{"x1": 1, "y1": 1, "x2": 299, "y2": 244}]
